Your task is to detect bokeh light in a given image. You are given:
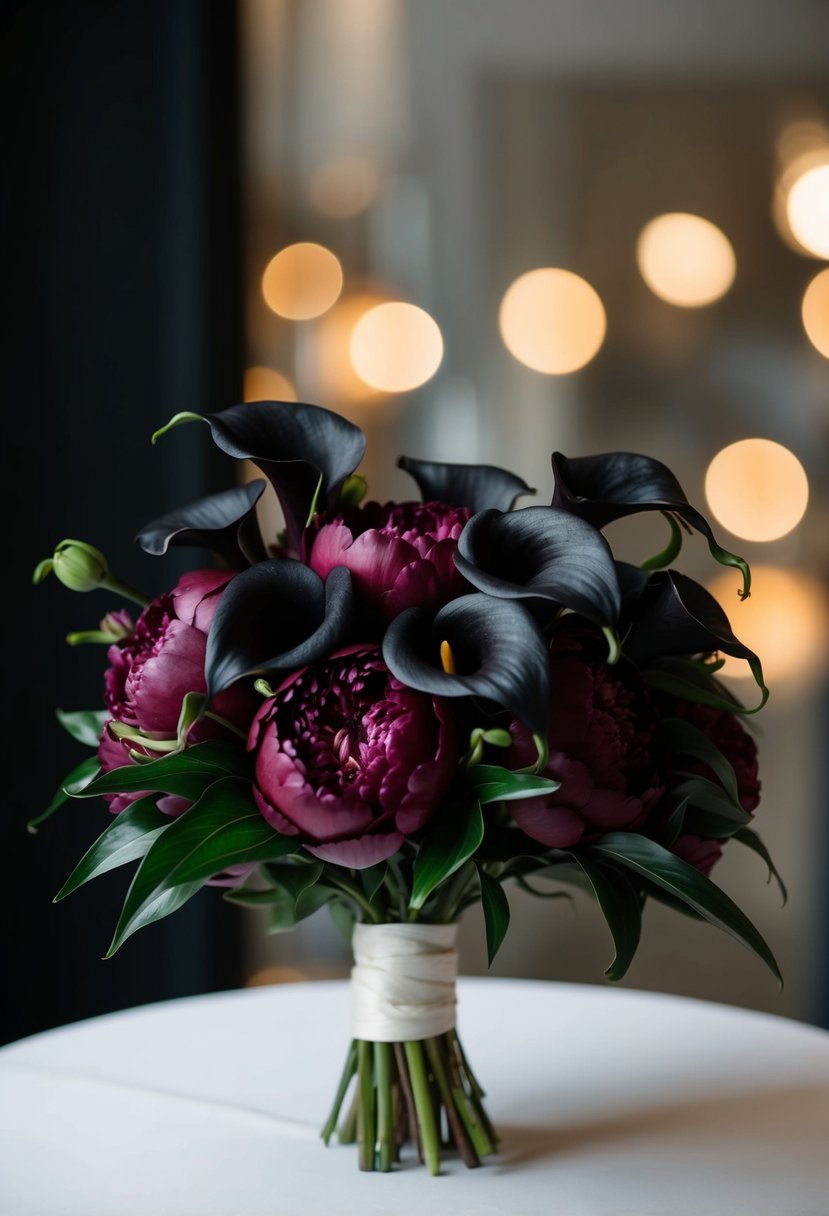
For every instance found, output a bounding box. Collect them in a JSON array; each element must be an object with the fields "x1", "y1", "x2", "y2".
[
  {"x1": 350, "y1": 302, "x2": 443, "y2": 392},
  {"x1": 308, "y1": 155, "x2": 381, "y2": 218},
  {"x1": 704, "y1": 439, "x2": 808, "y2": 542},
  {"x1": 243, "y1": 365, "x2": 297, "y2": 402},
  {"x1": 801, "y1": 267, "x2": 829, "y2": 358},
  {"x1": 311, "y1": 290, "x2": 392, "y2": 405},
  {"x1": 707, "y1": 566, "x2": 829, "y2": 688},
  {"x1": 261, "y1": 242, "x2": 343, "y2": 320},
  {"x1": 636, "y1": 213, "x2": 736, "y2": 307},
  {"x1": 786, "y1": 163, "x2": 829, "y2": 259},
  {"x1": 498, "y1": 268, "x2": 606, "y2": 374}
]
